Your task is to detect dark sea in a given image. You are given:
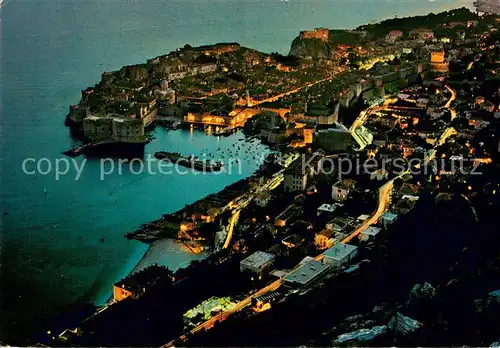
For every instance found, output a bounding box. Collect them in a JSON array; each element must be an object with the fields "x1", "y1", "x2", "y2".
[{"x1": 0, "y1": 0, "x2": 472, "y2": 343}]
